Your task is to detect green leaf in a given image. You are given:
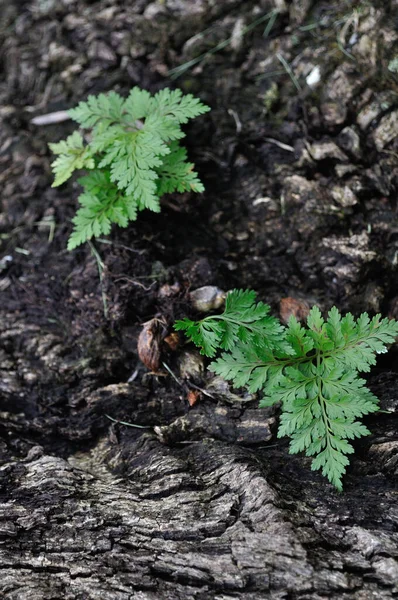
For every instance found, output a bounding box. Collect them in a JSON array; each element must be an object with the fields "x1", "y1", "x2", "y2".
[
  {"x1": 286, "y1": 316, "x2": 314, "y2": 356},
  {"x1": 97, "y1": 132, "x2": 161, "y2": 211},
  {"x1": 307, "y1": 306, "x2": 324, "y2": 331},
  {"x1": 68, "y1": 191, "x2": 112, "y2": 250},
  {"x1": 149, "y1": 88, "x2": 210, "y2": 124},
  {"x1": 209, "y1": 344, "x2": 267, "y2": 390},
  {"x1": 326, "y1": 311, "x2": 398, "y2": 372},
  {"x1": 175, "y1": 318, "x2": 222, "y2": 357},
  {"x1": 175, "y1": 289, "x2": 292, "y2": 357},
  {"x1": 329, "y1": 418, "x2": 370, "y2": 440},
  {"x1": 67, "y1": 170, "x2": 139, "y2": 249},
  {"x1": 49, "y1": 131, "x2": 94, "y2": 186},
  {"x1": 122, "y1": 87, "x2": 152, "y2": 121},
  {"x1": 144, "y1": 112, "x2": 185, "y2": 143},
  {"x1": 157, "y1": 142, "x2": 205, "y2": 195},
  {"x1": 310, "y1": 446, "x2": 351, "y2": 492},
  {"x1": 68, "y1": 91, "x2": 125, "y2": 129}
]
